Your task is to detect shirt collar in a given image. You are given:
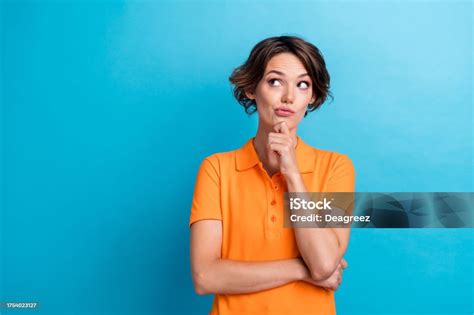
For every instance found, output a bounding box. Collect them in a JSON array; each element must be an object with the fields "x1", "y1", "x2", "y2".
[{"x1": 235, "y1": 136, "x2": 315, "y2": 174}]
